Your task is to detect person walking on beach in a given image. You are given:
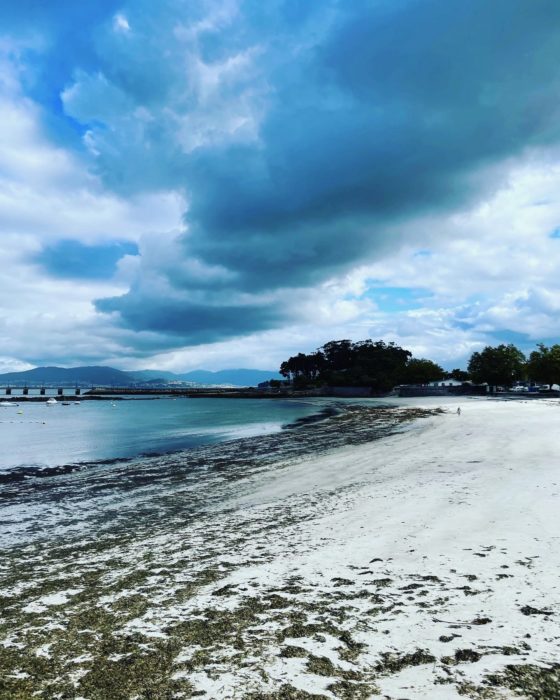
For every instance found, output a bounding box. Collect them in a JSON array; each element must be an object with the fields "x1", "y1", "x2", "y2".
[{"x1": 457, "y1": 407, "x2": 461, "y2": 415}]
